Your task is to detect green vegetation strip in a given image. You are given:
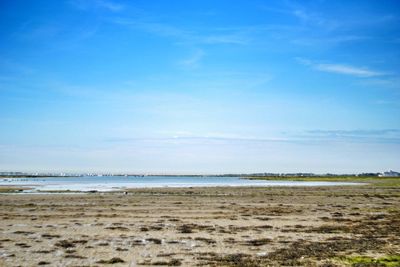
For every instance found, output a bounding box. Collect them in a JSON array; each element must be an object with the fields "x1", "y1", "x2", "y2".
[
  {"x1": 341, "y1": 255, "x2": 400, "y2": 267},
  {"x1": 0, "y1": 187, "x2": 30, "y2": 193},
  {"x1": 246, "y1": 176, "x2": 400, "y2": 187}
]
